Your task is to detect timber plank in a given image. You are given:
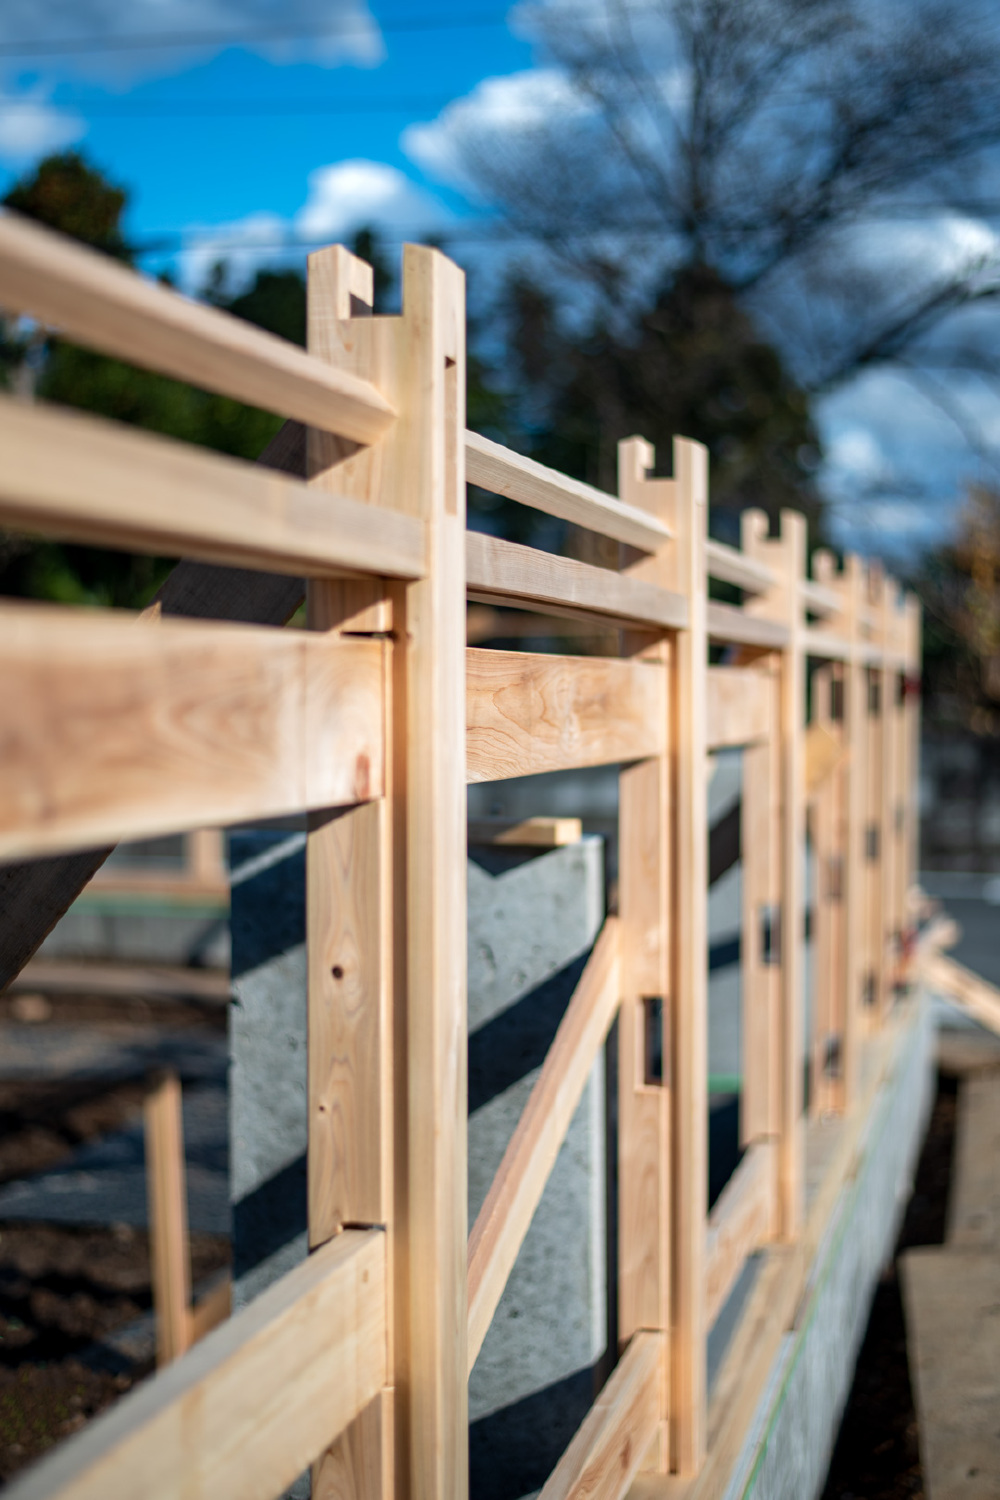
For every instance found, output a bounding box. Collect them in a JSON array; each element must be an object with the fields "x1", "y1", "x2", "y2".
[
  {"x1": 539, "y1": 1333, "x2": 663, "y2": 1500},
  {"x1": 0, "y1": 395, "x2": 425, "y2": 581},
  {"x1": 0, "y1": 211, "x2": 394, "y2": 443},
  {"x1": 466, "y1": 648, "x2": 666, "y2": 782},
  {"x1": 0, "y1": 605, "x2": 385, "y2": 859},
  {"x1": 704, "y1": 1142, "x2": 776, "y2": 1327},
  {"x1": 467, "y1": 919, "x2": 621, "y2": 1370},
  {"x1": 705, "y1": 666, "x2": 771, "y2": 750},
  {"x1": 3, "y1": 1229, "x2": 386, "y2": 1500}
]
